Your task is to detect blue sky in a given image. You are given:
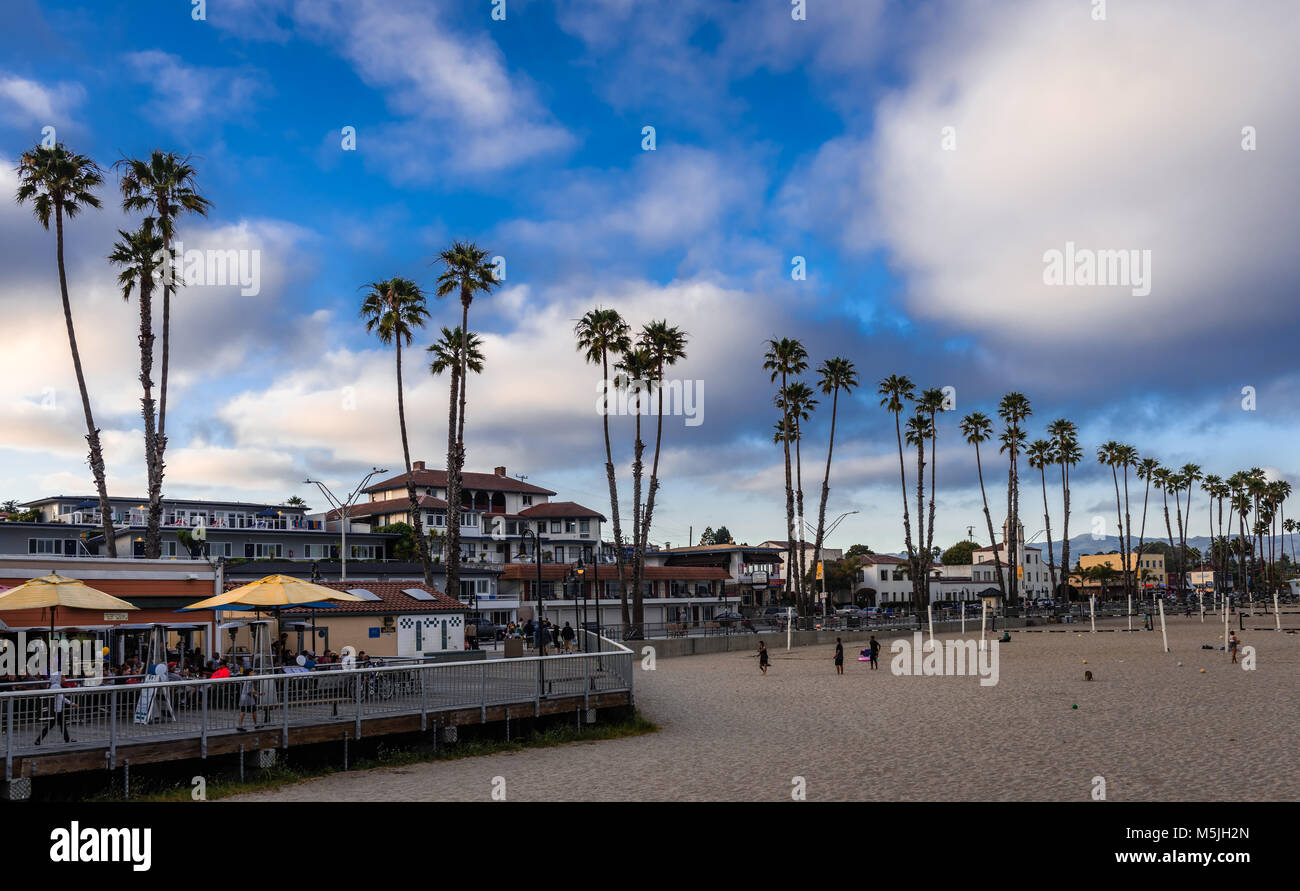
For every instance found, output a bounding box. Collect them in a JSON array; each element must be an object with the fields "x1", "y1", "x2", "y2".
[{"x1": 2, "y1": 0, "x2": 1299, "y2": 555}]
